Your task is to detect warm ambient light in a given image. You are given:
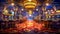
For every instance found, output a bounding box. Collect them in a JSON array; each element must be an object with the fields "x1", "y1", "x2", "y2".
[
  {"x1": 24, "y1": 2, "x2": 36, "y2": 9},
  {"x1": 45, "y1": 12, "x2": 48, "y2": 14},
  {"x1": 46, "y1": 3, "x2": 49, "y2": 6},
  {"x1": 51, "y1": 12, "x2": 54, "y2": 14},
  {"x1": 27, "y1": 20, "x2": 33, "y2": 27},
  {"x1": 11, "y1": 3, "x2": 15, "y2": 6},
  {"x1": 16, "y1": 20, "x2": 45, "y2": 31},
  {"x1": 3, "y1": 10, "x2": 9, "y2": 15},
  {"x1": 29, "y1": 10, "x2": 32, "y2": 15},
  {"x1": 24, "y1": 0, "x2": 37, "y2": 9},
  {"x1": 28, "y1": 0, "x2": 32, "y2": 1},
  {"x1": 56, "y1": 10, "x2": 60, "y2": 12}
]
